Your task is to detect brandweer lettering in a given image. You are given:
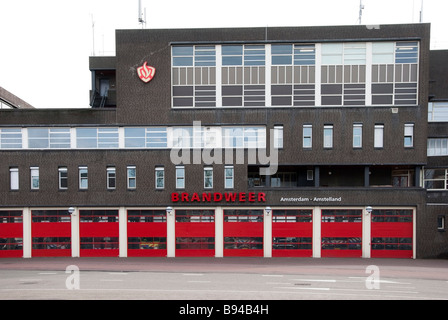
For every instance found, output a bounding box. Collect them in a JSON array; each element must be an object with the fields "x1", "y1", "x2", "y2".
[{"x1": 172, "y1": 192, "x2": 266, "y2": 203}]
